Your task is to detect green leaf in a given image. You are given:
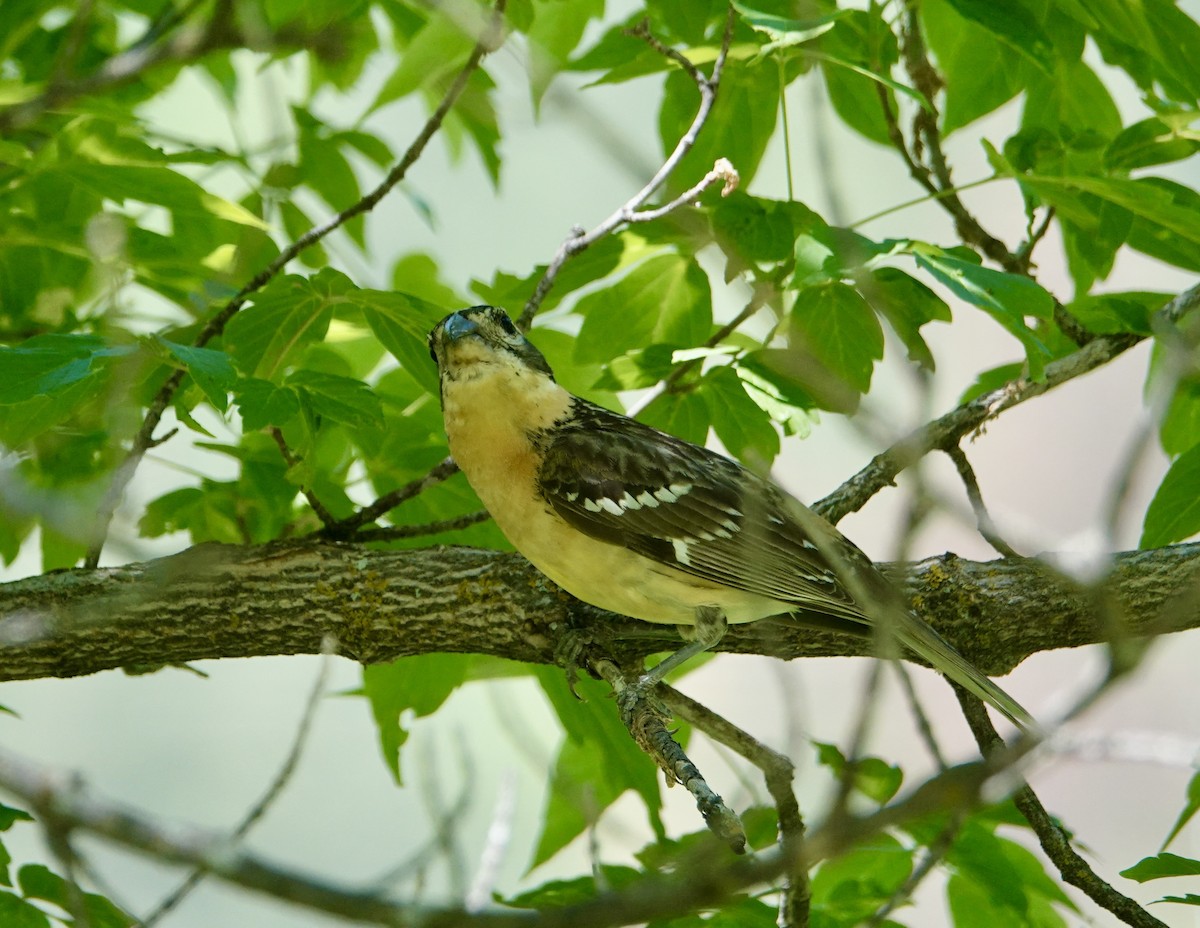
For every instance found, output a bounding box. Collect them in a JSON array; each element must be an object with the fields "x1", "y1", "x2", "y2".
[
  {"x1": 0, "y1": 890, "x2": 50, "y2": 928},
  {"x1": 1121, "y1": 851, "x2": 1200, "y2": 882},
  {"x1": 1155, "y1": 894, "x2": 1200, "y2": 906},
  {"x1": 1162, "y1": 382, "x2": 1200, "y2": 458},
  {"x1": 638, "y1": 389, "x2": 711, "y2": 446},
  {"x1": 526, "y1": 0, "x2": 604, "y2": 107},
  {"x1": 361, "y1": 654, "x2": 472, "y2": 783},
  {"x1": 532, "y1": 668, "x2": 664, "y2": 867},
  {"x1": 224, "y1": 270, "x2": 348, "y2": 378},
  {"x1": 813, "y1": 742, "x2": 903, "y2": 804},
  {"x1": 574, "y1": 254, "x2": 712, "y2": 364},
  {"x1": 866, "y1": 267, "x2": 952, "y2": 370},
  {"x1": 234, "y1": 378, "x2": 301, "y2": 431},
  {"x1": 156, "y1": 339, "x2": 237, "y2": 412},
  {"x1": 735, "y1": 349, "x2": 817, "y2": 437},
  {"x1": 504, "y1": 866, "x2": 641, "y2": 907},
  {"x1": 1106, "y1": 117, "x2": 1200, "y2": 172},
  {"x1": 354, "y1": 290, "x2": 450, "y2": 398},
  {"x1": 912, "y1": 249, "x2": 1052, "y2": 378},
  {"x1": 700, "y1": 366, "x2": 779, "y2": 465},
  {"x1": 18, "y1": 864, "x2": 135, "y2": 928},
  {"x1": 818, "y1": 9, "x2": 904, "y2": 145},
  {"x1": 1141, "y1": 443, "x2": 1200, "y2": 548},
  {"x1": 940, "y1": 0, "x2": 1056, "y2": 72},
  {"x1": 657, "y1": 61, "x2": 777, "y2": 193},
  {"x1": 810, "y1": 833, "x2": 913, "y2": 924},
  {"x1": 0, "y1": 804, "x2": 32, "y2": 832},
  {"x1": 958, "y1": 362, "x2": 1027, "y2": 404},
  {"x1": 287, "y1": 370, "x2": 383, "y2": 431},
  {"x1": 0, "y1": 335, "x2": 129, "y2": 405},
  {"x1": 921, "y1": 0, "x2": 1024, "y2": 133},
  {"x1": 734, "y1": 2, "x2": 846, "y2": 50},
  {"x1": 787, "y1": 281, "x2": 884, "y2": 408},
  {"x1": 372, "y1": 7, "x2": 482, "y2": 110},
  {"x1": 1065, "y1": 292, "x2": 1162, "y2": 336}
]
